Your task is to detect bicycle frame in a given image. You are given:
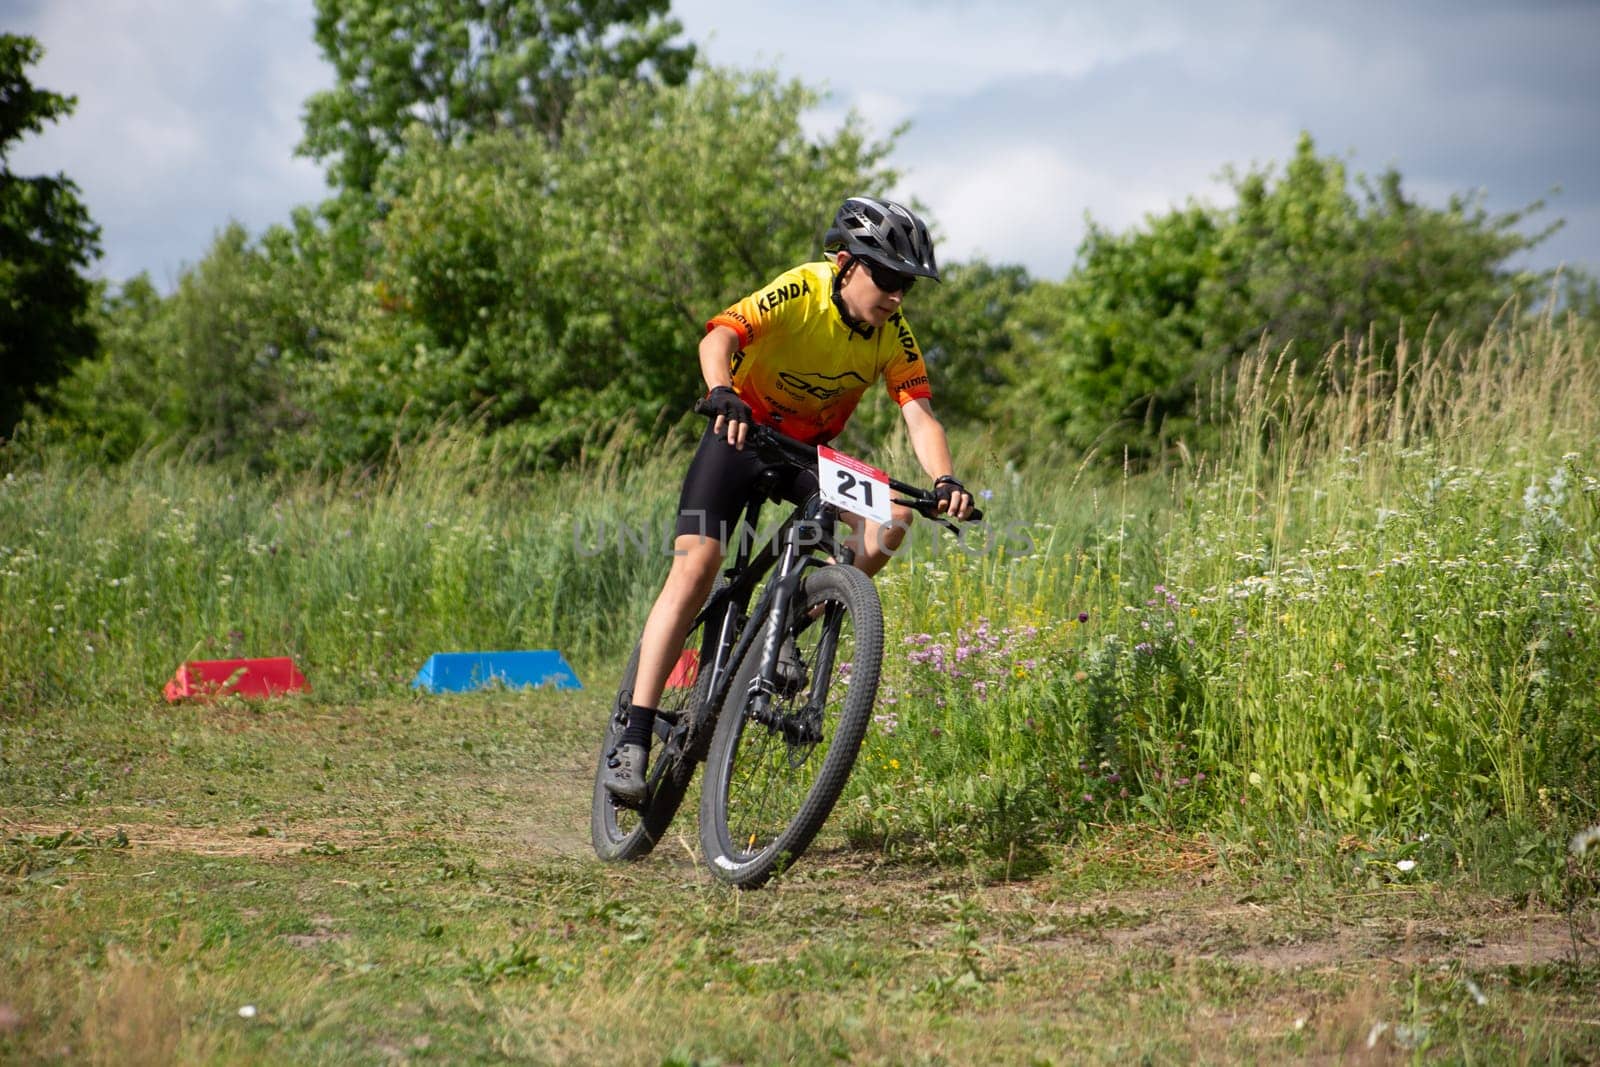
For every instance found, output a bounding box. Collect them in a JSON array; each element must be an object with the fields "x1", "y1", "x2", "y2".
[
  {"x1": 650, "y1": 420, "x2": 984, "y2": 778},
  {"x1": 678, "y1": 487, "x2": 843, "y2": 752}
]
